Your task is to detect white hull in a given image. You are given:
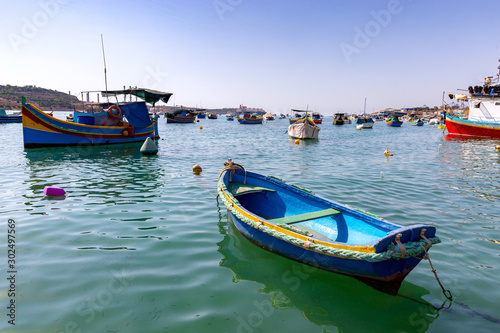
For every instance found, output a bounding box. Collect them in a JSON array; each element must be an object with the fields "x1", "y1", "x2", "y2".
[{"x1": 288, "y1": 122, "x2": 320, "y2": 139}]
